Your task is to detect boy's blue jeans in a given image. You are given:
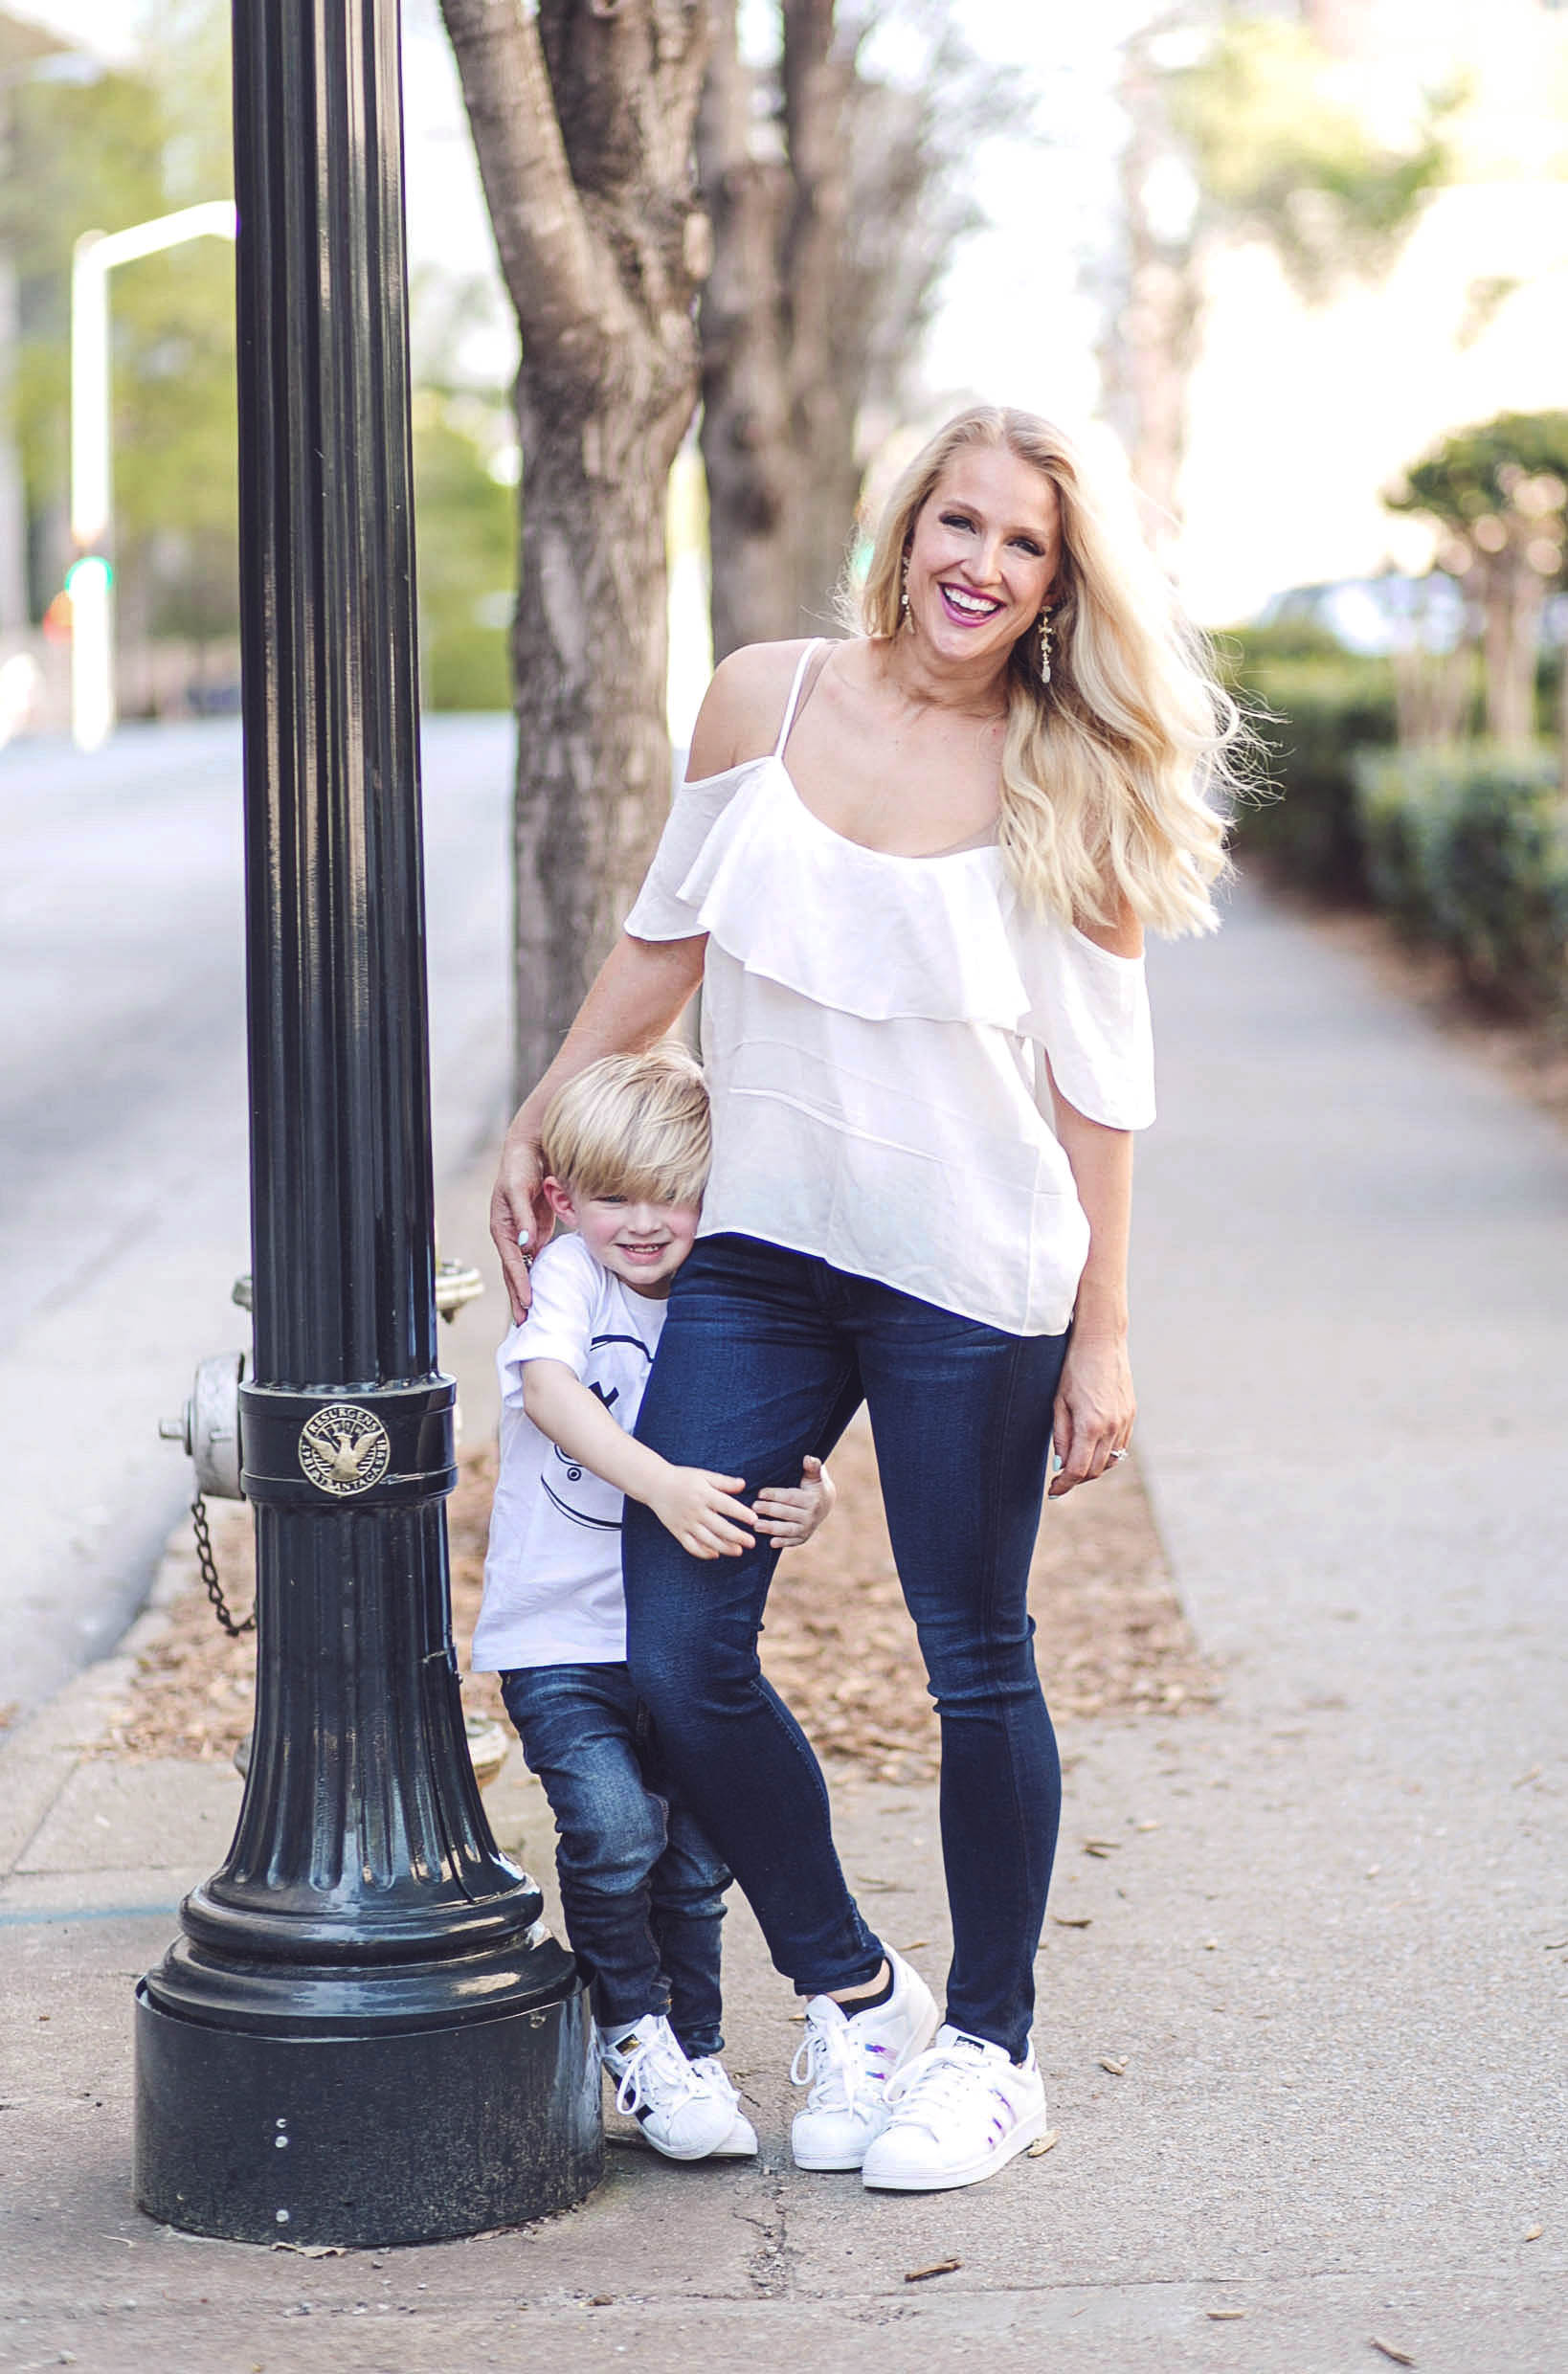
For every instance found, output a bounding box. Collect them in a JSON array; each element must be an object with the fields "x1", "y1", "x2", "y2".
[
  {"x1": 623, "y1": 1233, "x2": 1070, "y2": 2061},
  {"x1": 499, "y1": 1661, "x2": 730, "y2": 2056}
]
